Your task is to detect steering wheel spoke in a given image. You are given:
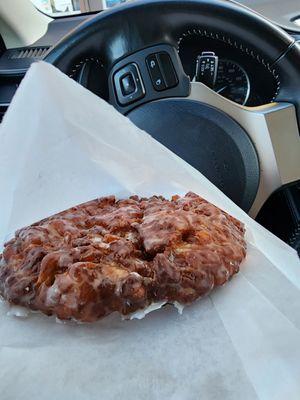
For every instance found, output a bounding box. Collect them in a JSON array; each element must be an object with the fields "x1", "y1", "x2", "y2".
[
  {"x1": 108, "y1": 44, "x2": 190, "y2": 114},
  {"x1": 189, "y1": 82, "x2": 300, "y2": 216}
]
